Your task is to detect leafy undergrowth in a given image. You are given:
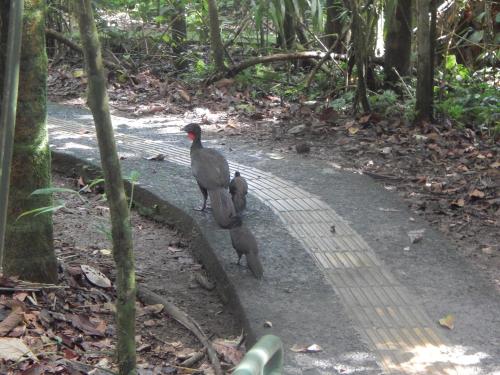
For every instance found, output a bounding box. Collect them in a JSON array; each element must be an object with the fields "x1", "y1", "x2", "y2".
[{"x1": 0, "y1": 174, "x2": 242, "y2": 374}]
